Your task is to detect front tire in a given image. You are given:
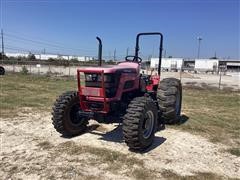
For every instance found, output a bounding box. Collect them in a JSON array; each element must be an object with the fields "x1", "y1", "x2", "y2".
[
  {"x1": 123, "y1": 97, "x2": 158, "y2": 151},
  {"x1": 52, "y1": 91, "x2": 88, "y2": 137},
  {"x1": 0, "y1": 66, "x2": 5, "y2": 75}
]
